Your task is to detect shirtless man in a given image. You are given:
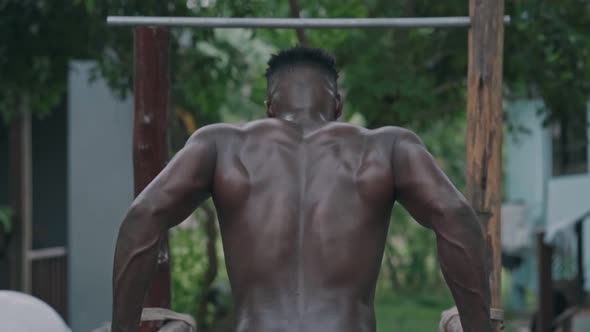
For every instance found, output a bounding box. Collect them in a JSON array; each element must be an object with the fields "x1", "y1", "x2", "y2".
[{"x1": 112, "y1": 46, "x2": 491, "y2": 332}]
